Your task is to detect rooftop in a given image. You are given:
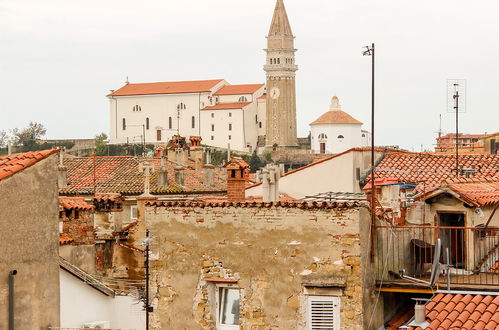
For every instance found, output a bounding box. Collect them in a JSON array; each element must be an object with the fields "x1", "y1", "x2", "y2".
[
  {"x1": 147, "y1": 200, "x2": 365, "y2": 209},
  {"x1": 0, "y1": 149, "x2": 59, "y2": 181},
  {"x1": 109, "y1": 79, "x2": 224, "y2": 96},
  {"x1": 213, "y1": 84, "x2": 264, "y2": 95},
  {"x1": 420, "y1": 181, "x2": 499, "y2": 207},
  {"x1": 310, "y1": 96, "x2": 363, "y2": 125},
  {"x1": 202, "y1": 102, "x2": 252, "y2": 110},
  {"x1": 59, "y1": 196, "x2": 94, "y2": 210}
]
